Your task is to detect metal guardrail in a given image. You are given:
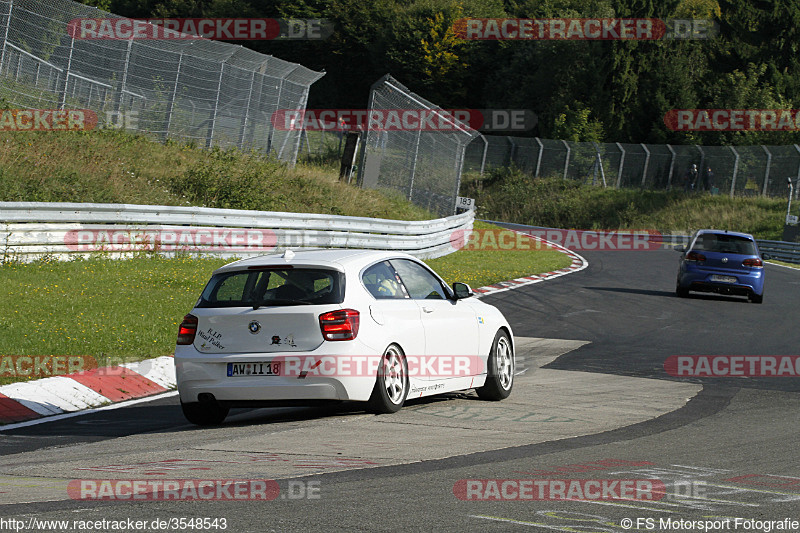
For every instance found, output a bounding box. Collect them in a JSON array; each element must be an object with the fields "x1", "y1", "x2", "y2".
[
  {"x1": 0, "y1": 202, "x2": 474, "y2": 261},
  {"x1": 754, "y1": 240, "x2": 800, "y2": 264},
  {"x1": 482, "y1": 220, "x2": 800, "y2": 265}
]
